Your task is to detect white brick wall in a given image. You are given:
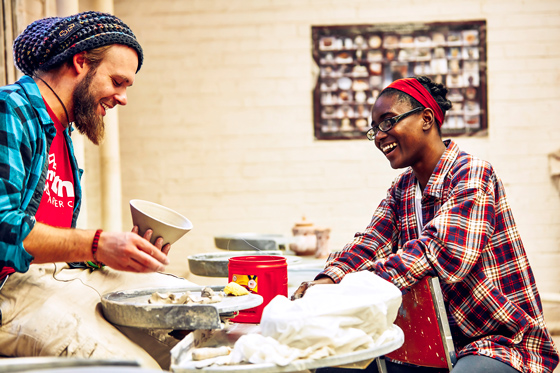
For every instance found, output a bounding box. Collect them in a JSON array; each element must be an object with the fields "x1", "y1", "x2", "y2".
[{"x1": 80, "y1": 0, "x2": 560, "y2": 299}]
